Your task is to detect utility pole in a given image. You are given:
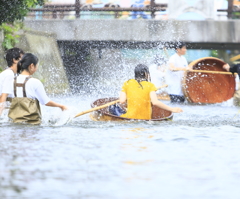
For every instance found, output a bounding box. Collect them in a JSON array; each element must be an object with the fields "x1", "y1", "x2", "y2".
[
  {"x1": 228, "y1": 0, "x2": 233, "y2": 19},
  {"x1": 150, "y1": 0, "x2": 155, "y2": 19},
  {"x1": 76, "y1": 0, "x2": 80, "y2": 18}
]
